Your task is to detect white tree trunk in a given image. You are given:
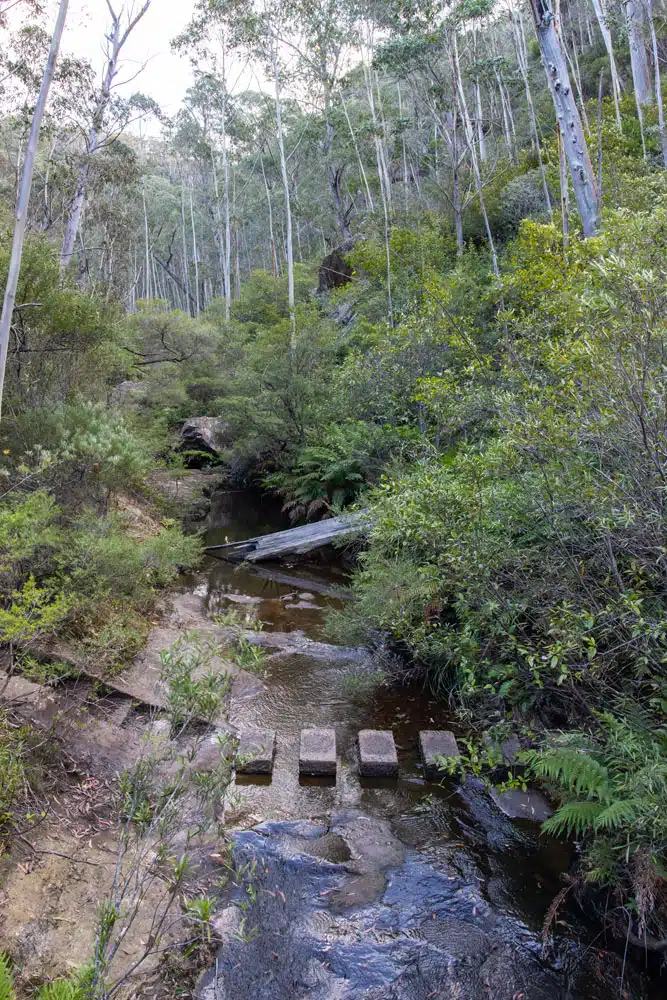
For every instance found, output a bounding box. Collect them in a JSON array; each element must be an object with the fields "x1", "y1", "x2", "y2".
[
  {"x1": 142, "y1": 178, "x2": 151, "y2": 300},
  {"x1": 529, "y1": 0, "x2": 600, "y2": 237},
  {"x1": 180, "y1": 181, "x2": 192, "y2": 315},
  {"x1": 591, "y1": 0, "x2": 623, "y2": 128},
  {"x1": 221, "y1": 37, "x2": 232, "y2": 321},
  {"x1": 453, "y1": 33, "x2": 499, "y2": 277},
  {"x1": 626, "y1": 0, "x2": 652, "y2": 106},
  {"x1": 271, "y1": 39, "x2": 295, "y2": 349},
  {"x1": 647, "y1": 0, "x2": 667, "y2": 166},
  {"x1": 339, "y1": 88, "x2": 374, "y2": 211},
  {"x1": 0, "y1": 0, "x2": 69, "y2": 424},
  {"x1": 189, "y1": 181, "x2": 200, "y2": 317}
]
